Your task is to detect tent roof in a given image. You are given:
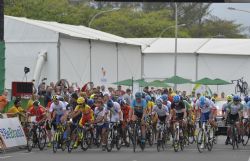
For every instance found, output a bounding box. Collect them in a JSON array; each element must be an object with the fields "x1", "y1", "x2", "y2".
[
  {"x1": 5, "y1": 15, "x2": 140, "y2": 46},
  {"x1": 129, "y1": 38, "x2": 250, "y2": 56}
]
